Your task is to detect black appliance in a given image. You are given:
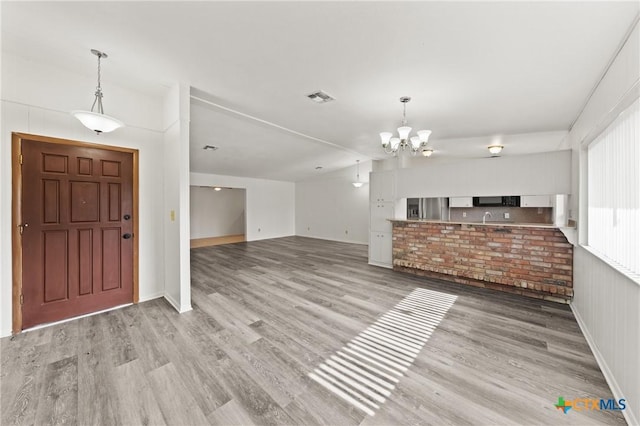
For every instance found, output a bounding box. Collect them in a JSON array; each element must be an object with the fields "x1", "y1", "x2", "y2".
[{"x1": 472, "y1": 196, "x2": 520, "y2": 207}]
